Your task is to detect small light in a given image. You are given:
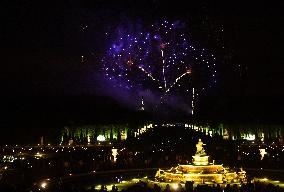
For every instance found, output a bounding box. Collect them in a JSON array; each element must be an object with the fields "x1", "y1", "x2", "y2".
[
  {"x1": 172, "y1": 183, "x2": 178, "y2": 190},
  {"x1": 40, "y1": 181, "x2": 47, "y2": 189}
]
